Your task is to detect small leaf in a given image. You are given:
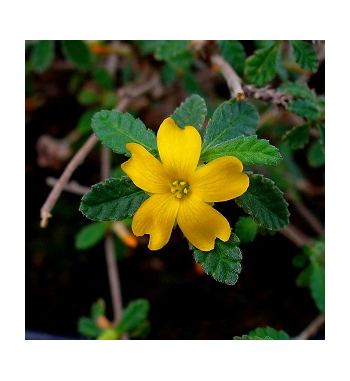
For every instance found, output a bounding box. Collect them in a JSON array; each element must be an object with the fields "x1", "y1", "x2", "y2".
[
  {"x1": 75, "y1": 222, "x2": 110, "y2": 250},
  {"x1": 249, "y1": 326, "x2": 292, "y2": 340},
  {"x1": 77, "y1": 88, "x2": 100, "y2": 105},
  {"x1": 291, "y1": 40, "x2": 319, "y2": 72},
  {"x1": 32, "y1": 40, "x2": 55, "y2": 73},
  {"x1": 219, "y1": 40, "x2": 246, "y2": 74},
  {"x1": 233, "y1": 335, "x2": 273, "y2": 340},
  {"x1": 97, "y1": 329, "x2": 119, "y2": 340},
  {"x1": 192, "y1": 233, "x2": 243, "y2": 285},
  {"x1": 117, "y1": 299, "x2": 150, "y2": 334},
  {"x1": 91, "y1": 110, "x2": 157, "y2": 156},
  {"x1": 308, "y1": 141, "x2": 325, "y2": 167},
  {"x1": 91, "y1": 298, "x2": 106, "y2": 319},
  {"x1": 279, "y1": 81, "x2": 315, "y2": 102},
  {"x1": 155, "y1": 40, "x2": 190, "y2": 61},
  {"x1": 93, "y1": 67, "x2": 114, "y2": 90},
  {"x1": 310, "y1": 262, "x2": 325, "y2": 315},
  {"x1": 200, "y1": 135, "x2": 282, "y2": 166},
  {"x1": 78, "y1": 317, "x2": 102, "y2": 338},
  {"x1": 61, "y1": 40, "x2": 92, "y2": 69},
  {"x1": 282, "y1": 124, "x2": 310, "y2": 149},
  {"x1": 235, "y1": 217, "x2": 258, "y2": 243},
  {"x1": 80, "y1": 176, "x2": 149, "y2": 222},
  {"x1": 171, "y1": 94, "x2": 207, "y2": 133},
  {"x1": 201, "y1": 99, "x2": 259, "y2": 154},
  {"x1": 288, "y1": 99, "x2": 319, "y2": 120},
  {"x1": 235, "y1": 173, "x2": 290, "y2": 230},
  {"x1": 245, "y1": 42, "x2": 280, "y2": 86},
  {"x1": 76, "y1": 109, "x2": 99, "y2": 134}
]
